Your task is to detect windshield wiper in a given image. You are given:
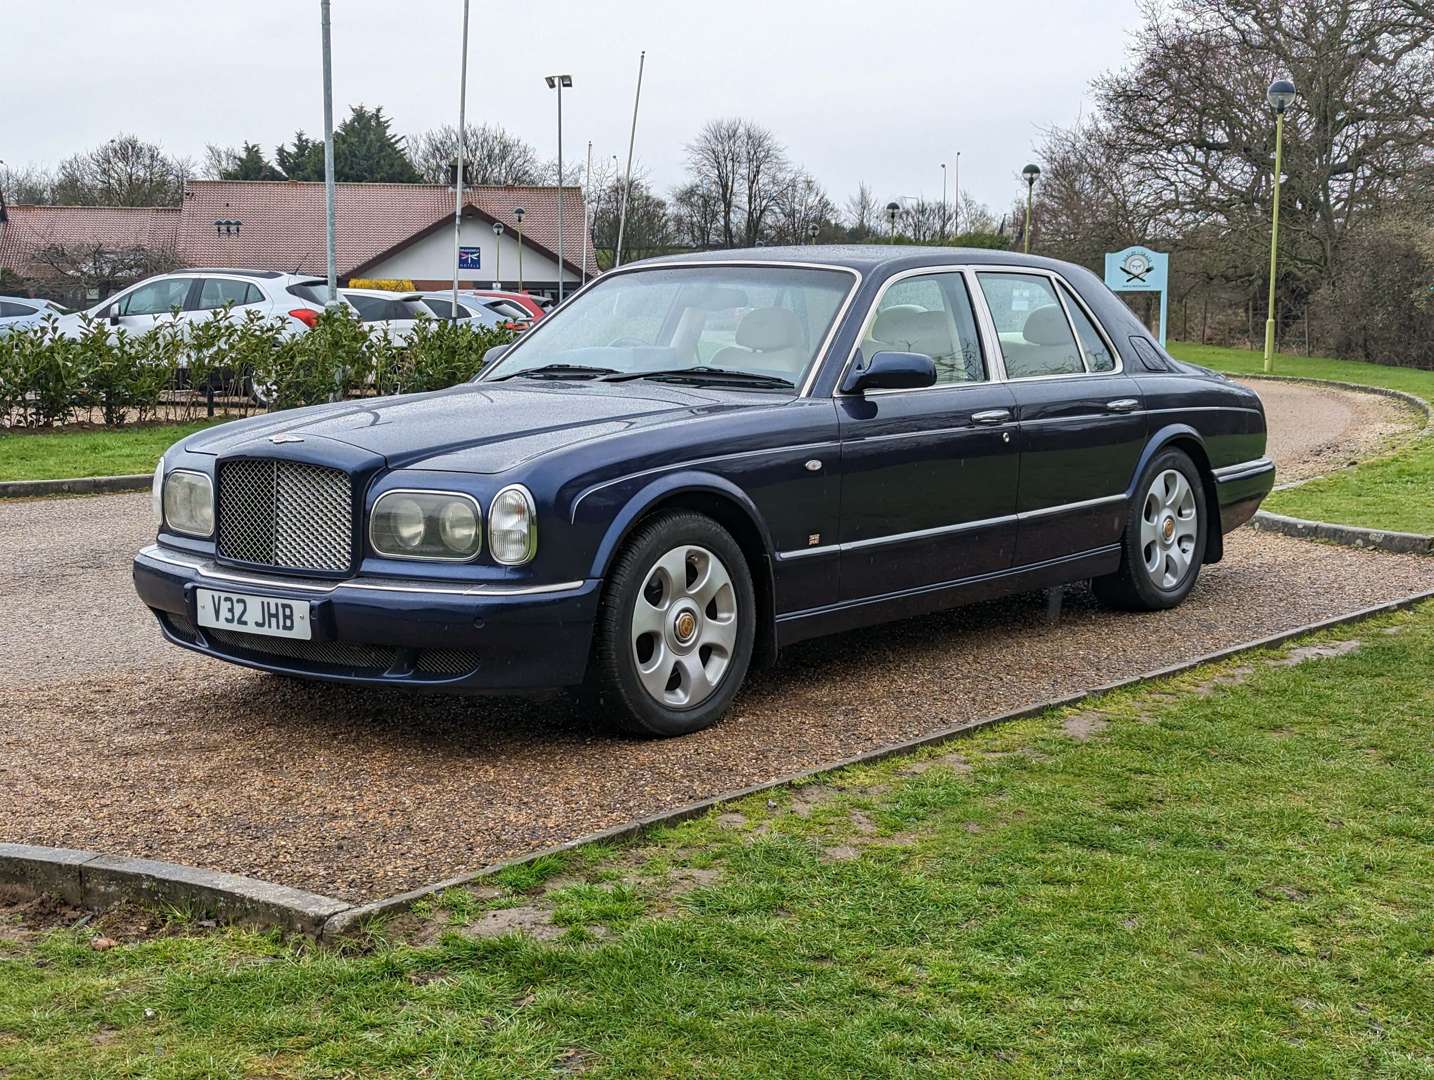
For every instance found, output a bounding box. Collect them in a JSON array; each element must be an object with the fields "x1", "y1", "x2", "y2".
[
  {"x1": 600, "y1": 366, "x2": 795, "y2": 389},
  {"x1": 492, "y1": 363, "x2": 620, "y2": 381}
]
